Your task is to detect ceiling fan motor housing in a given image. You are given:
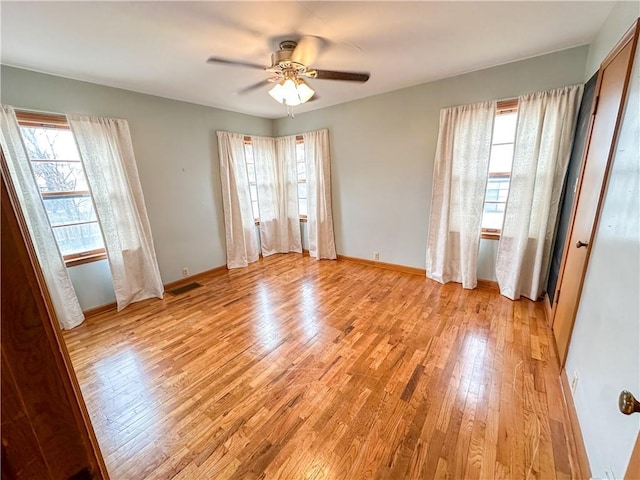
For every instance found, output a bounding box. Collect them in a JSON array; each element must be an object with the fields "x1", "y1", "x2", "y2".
[{"x1": 271, "y1": 41, "x2": 305, "y2": 70}]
